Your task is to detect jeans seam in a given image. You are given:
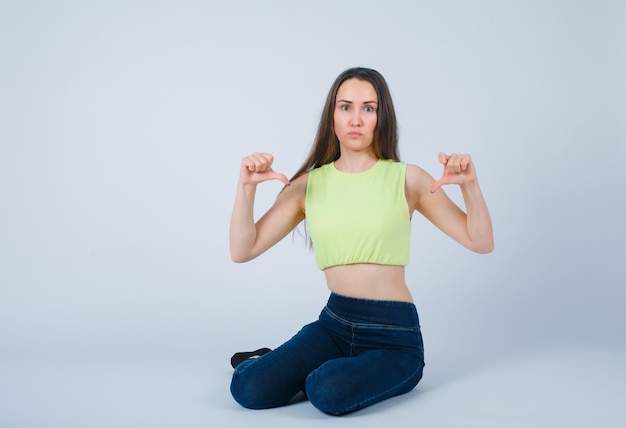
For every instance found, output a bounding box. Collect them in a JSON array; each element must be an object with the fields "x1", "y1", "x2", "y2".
[
  {"x1": 343, "y1": 363, "x2": 424, "y2": 414},
  {"x1": 350, "y1": 325, "x2": 355, "y2": 357}
]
